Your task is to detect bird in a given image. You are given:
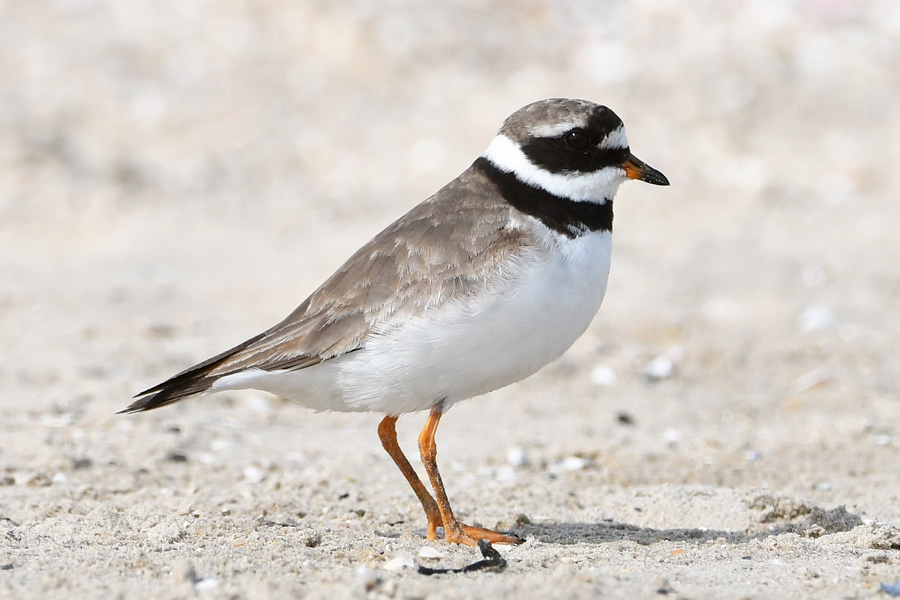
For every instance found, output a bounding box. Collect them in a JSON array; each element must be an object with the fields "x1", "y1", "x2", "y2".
[{"x1": 122, "y1": 98, "x2": 669, "y2": 546}]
